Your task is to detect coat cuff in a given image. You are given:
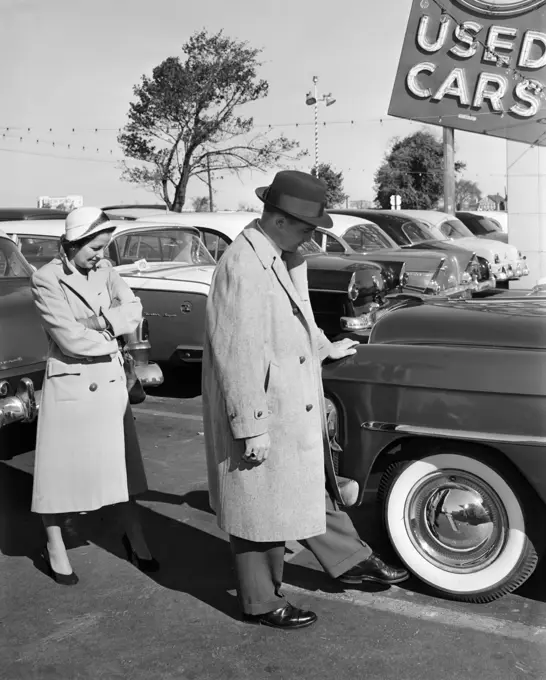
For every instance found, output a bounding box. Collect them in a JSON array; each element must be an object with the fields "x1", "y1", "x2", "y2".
[{"x1": 228, "y1": 407, "x2": 271, "y2": 440}]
